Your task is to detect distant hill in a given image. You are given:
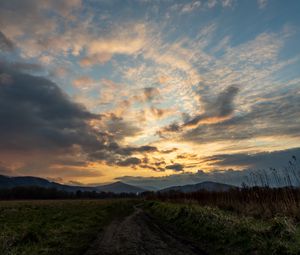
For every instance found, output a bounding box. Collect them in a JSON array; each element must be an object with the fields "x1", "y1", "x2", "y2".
[
  {"x1": 96, "y1": 181, "x2": 145, "y2": 194},
  {"x1": 0, "y1": 175, "x2": 95, "y2": 192},
  {"x1": 0, "y1": 175, "x2": 145, "y2": 194},
  {"x1": 160, "y1": 181, "x2": 236, "y2": 193}
]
